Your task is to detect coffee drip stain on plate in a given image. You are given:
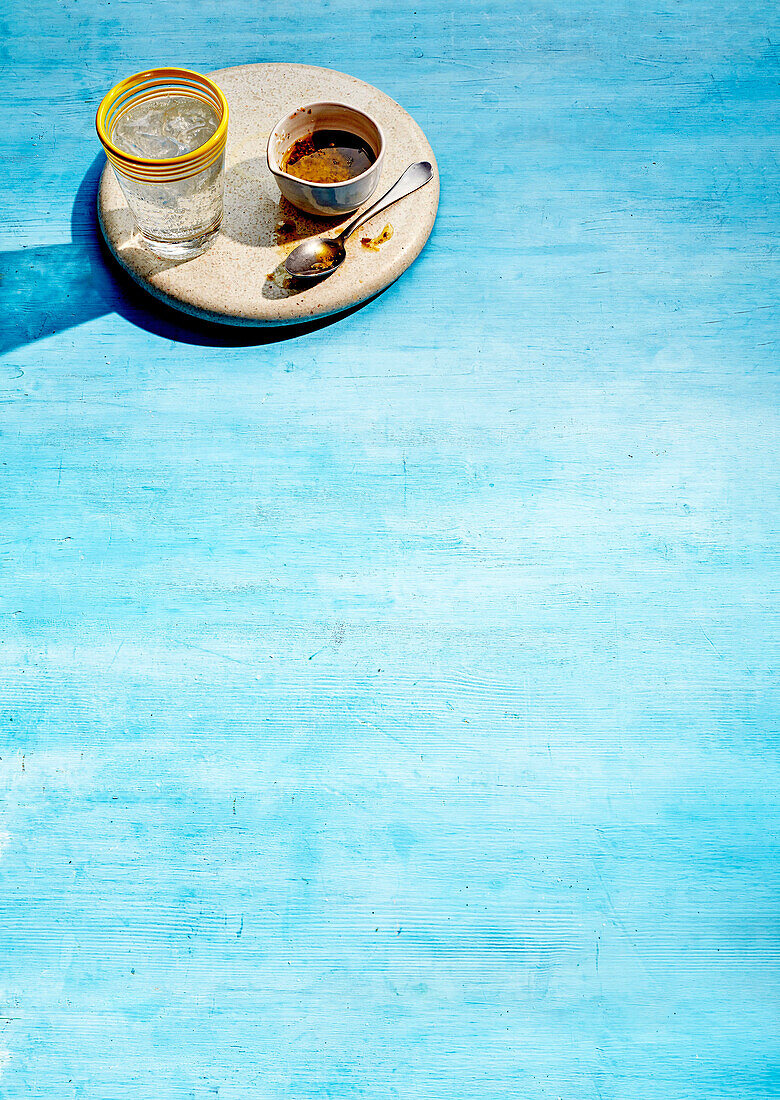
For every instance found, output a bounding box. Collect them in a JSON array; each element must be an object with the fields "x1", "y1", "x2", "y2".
[
  {"x1": 263, "y1": 255, "x2": 331, "y2": 299},
  {"x1": 265, "y1": 199, "x2": 347, "y2": 297},
  {"x1": 265, "y1": 201, "x2": 393, "y2": 298},
  {"x1": 361, "y1": 223, "x2": 394, "y2": 251},
  {"x1": 263, "y1": 261, "x2": 301, "y2": 300},
  {"x1": 271, "y1": 196, "x2": 344, "y2": 246},
  {"x1": 275, "y1": 219, "x2": 297, "y2": 244},
  {"x1": 265, "y1": 213, "x2": 321, "y2": 299}
]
